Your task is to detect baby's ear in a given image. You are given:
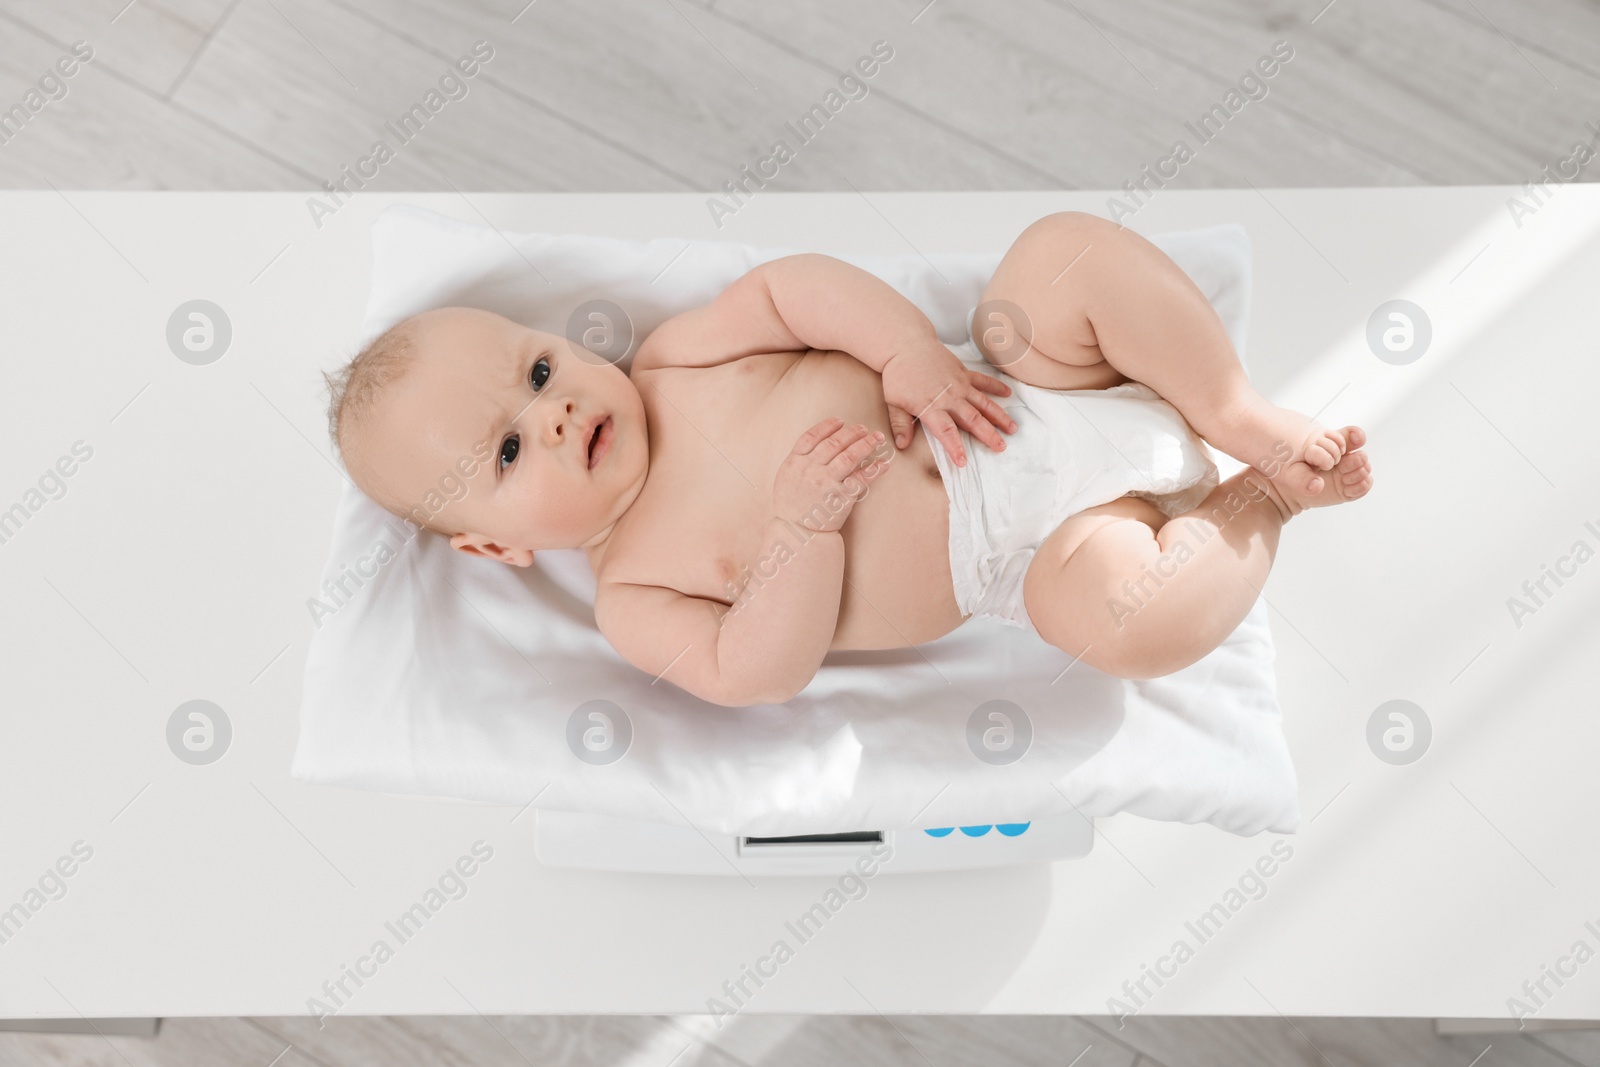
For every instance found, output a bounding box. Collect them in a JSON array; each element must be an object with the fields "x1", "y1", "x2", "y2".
[{"x1": 449, "y1": 532, "x2": 534, "y2": 568}]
